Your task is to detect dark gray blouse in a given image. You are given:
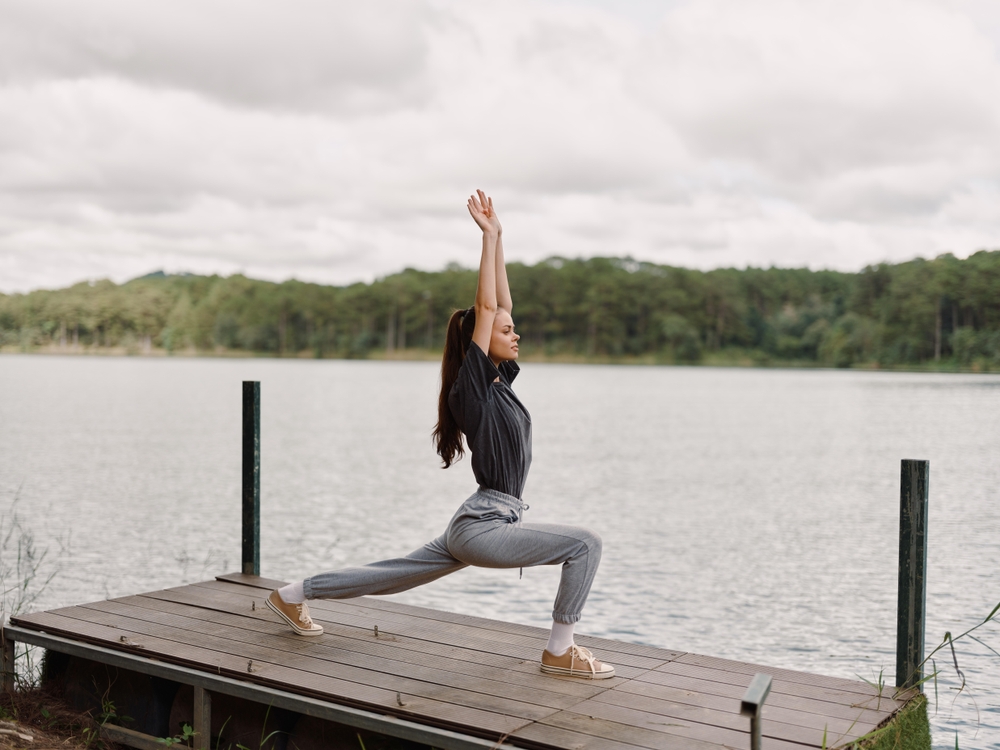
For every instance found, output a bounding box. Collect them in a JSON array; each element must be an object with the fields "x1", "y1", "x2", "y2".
[{"x1": 448, "y1": 342, "x2": 532, "y2": 498}]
